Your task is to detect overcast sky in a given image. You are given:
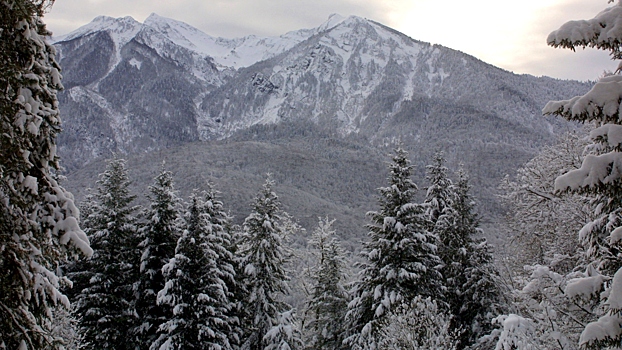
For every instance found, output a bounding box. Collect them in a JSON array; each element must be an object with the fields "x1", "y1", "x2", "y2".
[{"x1": 44, "y1": 0, "x2": 616, "y2": 81}]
